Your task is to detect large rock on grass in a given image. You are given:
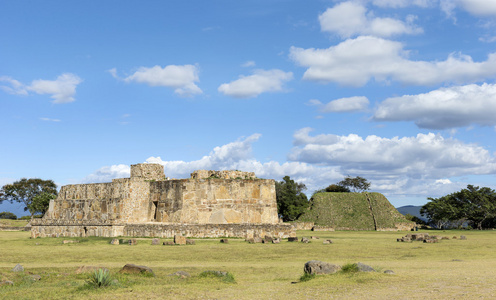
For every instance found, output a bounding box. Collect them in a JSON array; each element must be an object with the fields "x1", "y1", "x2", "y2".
[
  {"x1": 174, "y1": 235, "x2": 186, "y2": 245},
  {"x1": 11, "y1": 264, "x2": 24, "y2": 272},
  {"x1": 304, "y1": 260, "x2": 341, "y2": 275},
  {"x1": 119, "y1": 264, "x2": 154, "y2": 276},
  {"x1": 356, "y1": 262, "x2": 375, "y2": 272}
]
